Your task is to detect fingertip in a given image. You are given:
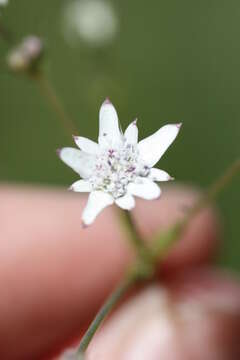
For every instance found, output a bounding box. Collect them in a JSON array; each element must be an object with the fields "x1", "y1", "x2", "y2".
[
  {"x1": 170, "y1": 267, "x2": 240, "y2": 311},
  {"x1": 87, "y1": 270, "x2": 240, "y2": 360}
]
